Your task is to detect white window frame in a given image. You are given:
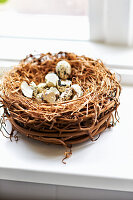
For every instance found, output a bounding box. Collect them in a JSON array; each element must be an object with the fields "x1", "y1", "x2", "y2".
[{"x1": 89, "y1": 0, "x2": 133, "y2": 46}]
